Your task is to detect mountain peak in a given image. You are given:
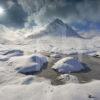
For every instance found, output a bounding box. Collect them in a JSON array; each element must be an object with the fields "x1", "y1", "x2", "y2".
[
  {"x1": 46, "y1": 18, "x2": 66, "y2": 33},
  {"x1": 46, "y1": 19, "x2": 81, "y2": 37},
  {"x1": 50, "y1": 18, "x2": 64, "y2": 25}
]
